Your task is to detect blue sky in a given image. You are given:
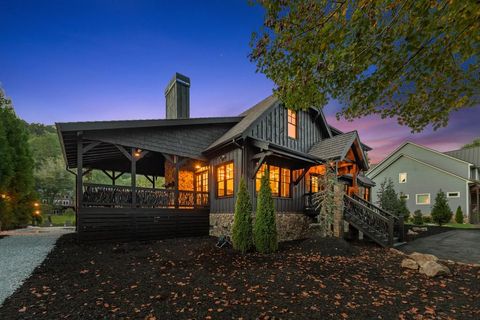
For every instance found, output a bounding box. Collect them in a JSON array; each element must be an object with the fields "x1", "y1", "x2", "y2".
[{"x1": 1, "y1": 0, "x2": 478, "y2": 162}]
